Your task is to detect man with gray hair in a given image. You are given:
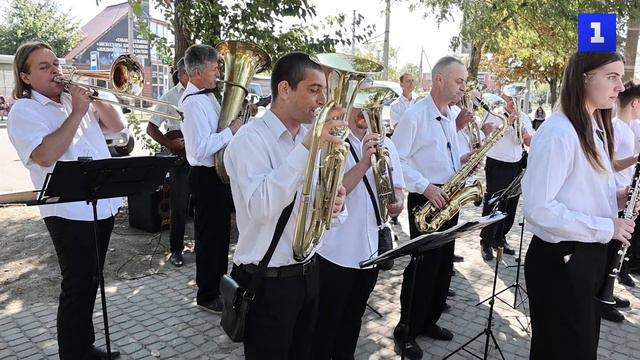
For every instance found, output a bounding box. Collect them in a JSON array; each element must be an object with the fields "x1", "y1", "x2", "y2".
[
  {"x1": 390, "y1": 56, "x2": 473, "y2": 359},
  {"x1": 146, "y1": 57, "x2": 191, "y2": 268},
  {"x1": 180, "y1": 44, "x2": 243, "y2": 313}
]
